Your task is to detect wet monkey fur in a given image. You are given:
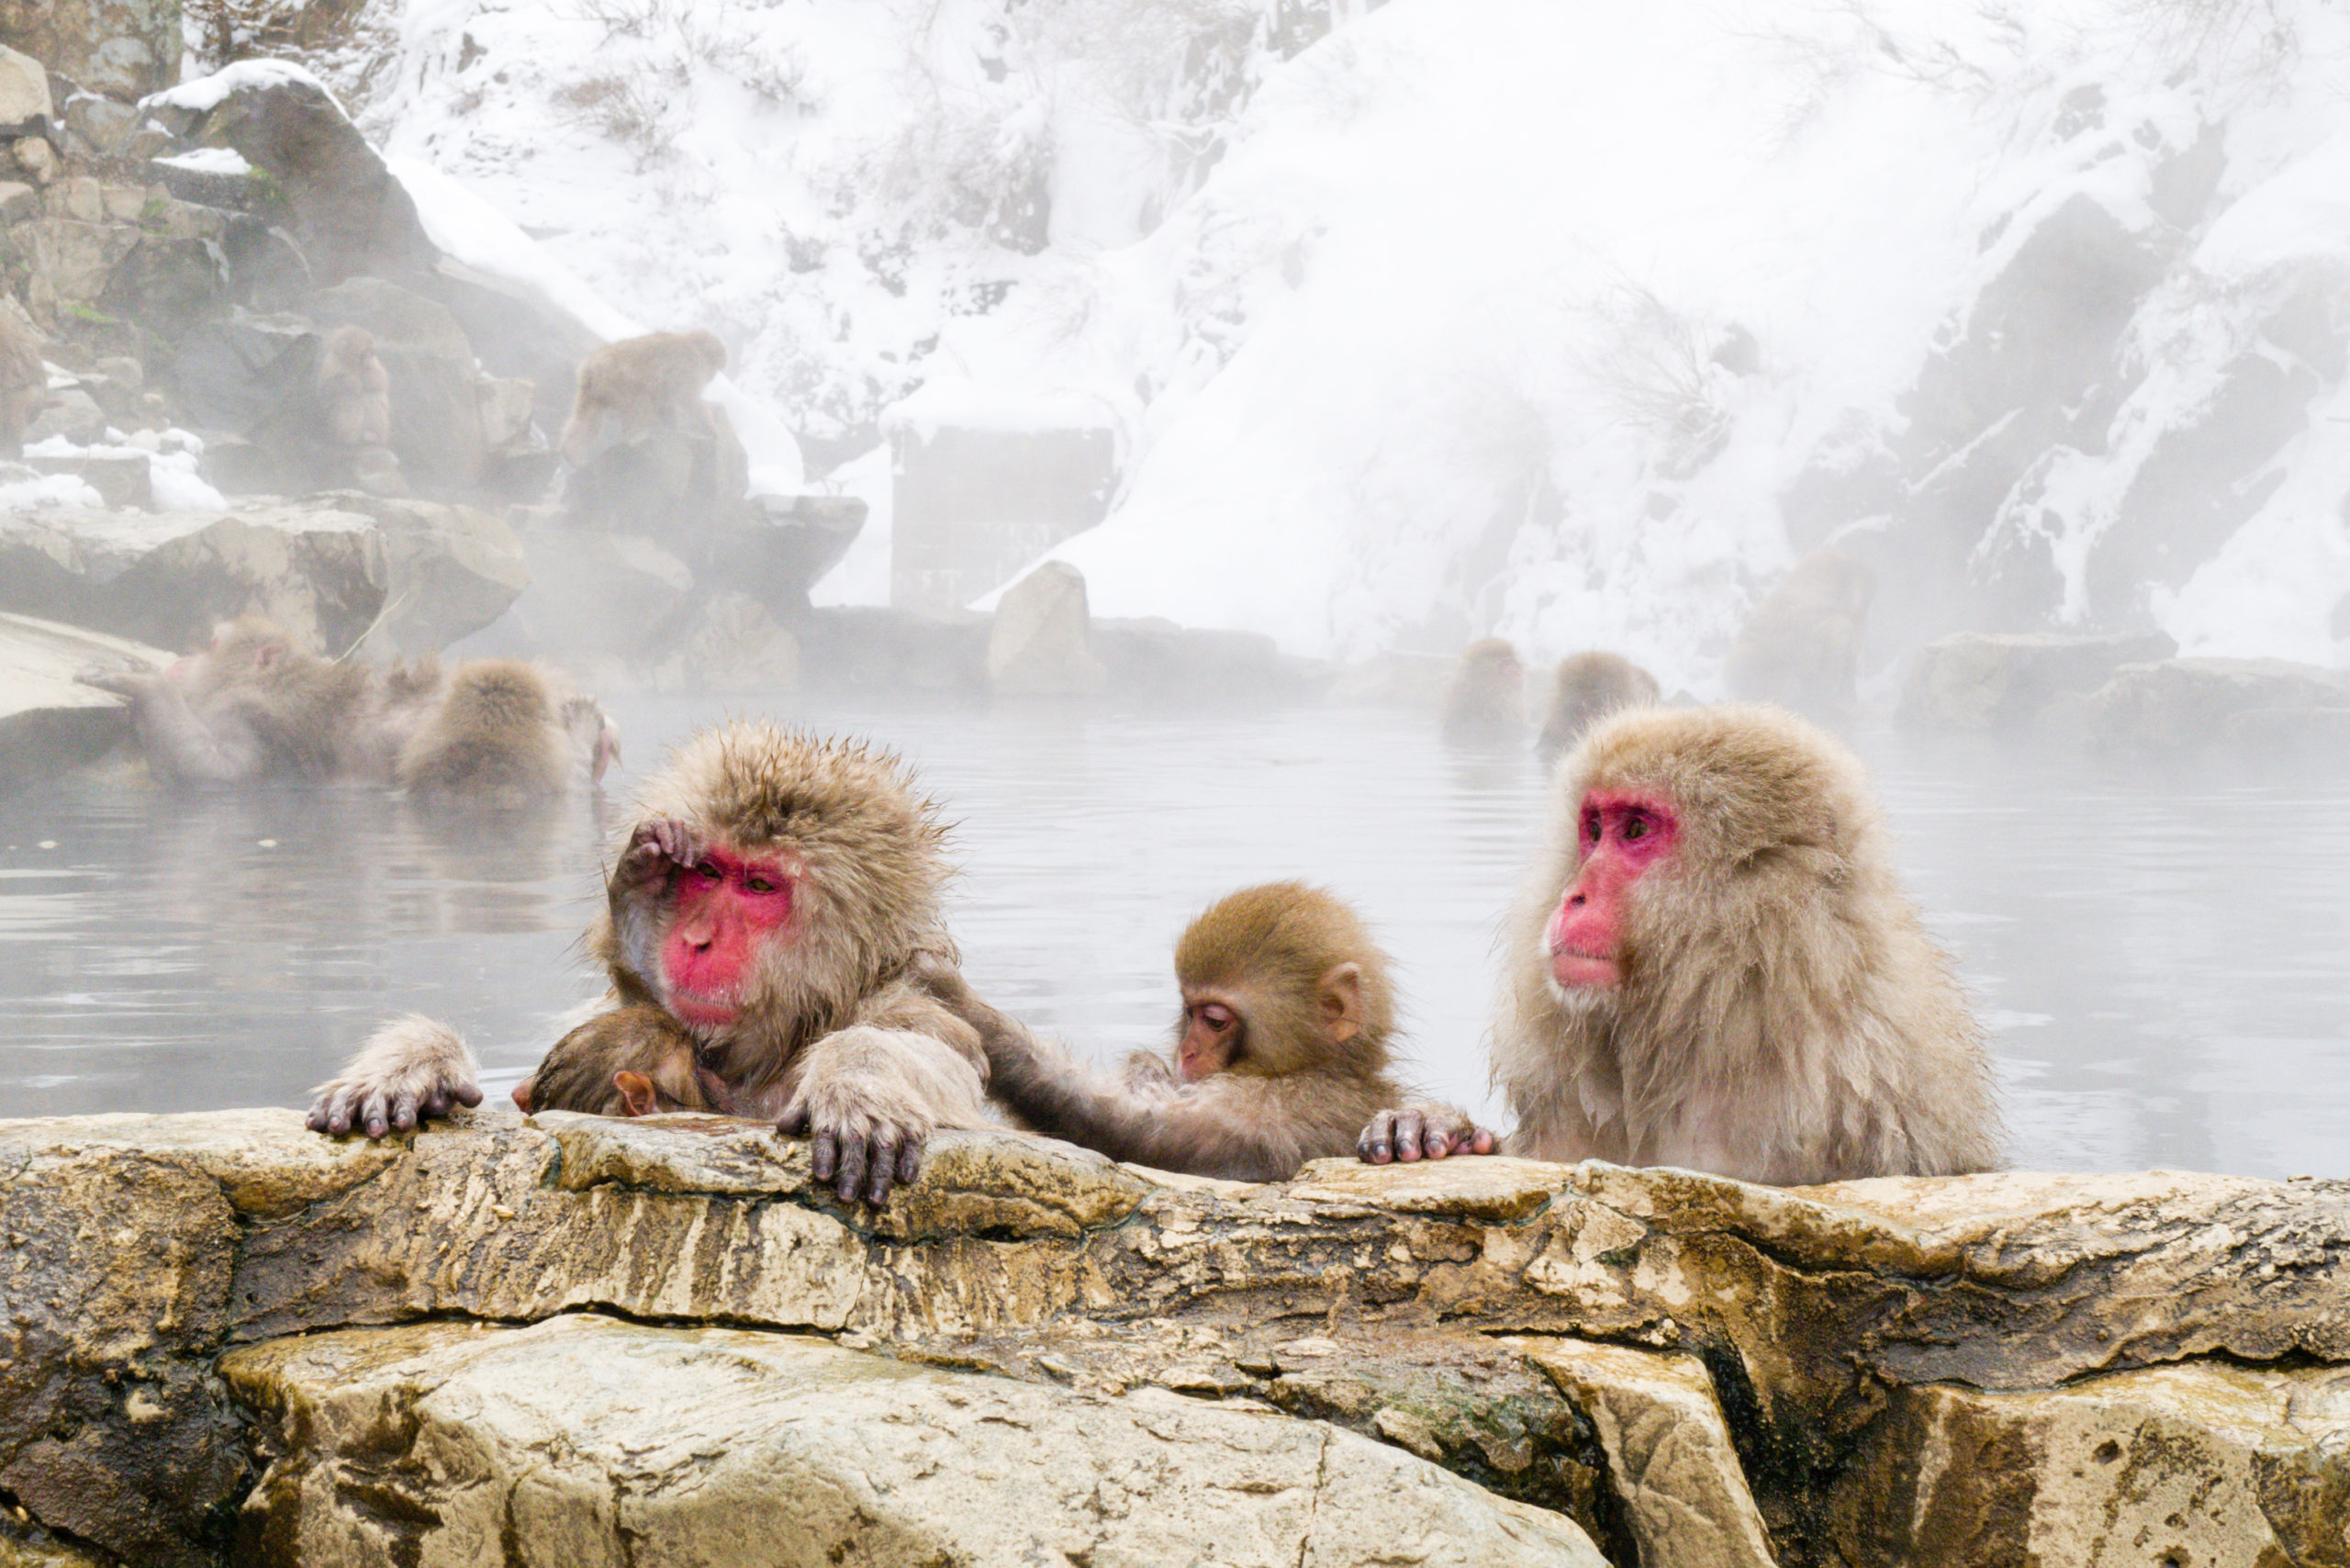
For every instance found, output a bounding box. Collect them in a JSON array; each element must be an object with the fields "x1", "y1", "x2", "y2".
[
  {"x1": 1363, "y1": 704, "x2": 2001, "y2": 1183},
  {"x1": 1536, "y1": 651, "x2": 1661, "y2": 767},
  {"x1": 316, "y1": 325, "x2": 391, "y2": 447},
  {"x1": 314, "y1": 722, "x2": 1021, "y2": 1209},
  {"x1": 1440, "y1": 638, "x2": 1526, "y2": 745},
  {"x1": 77, "y1": 618, "x2": 617, "y2": 799},
  {"x1": 512, "y1": 1006, "x2": 720, "y2": 1118},
  {"x1": 983, "y1": 882, "x2": 1455, "y2": 1182}
]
